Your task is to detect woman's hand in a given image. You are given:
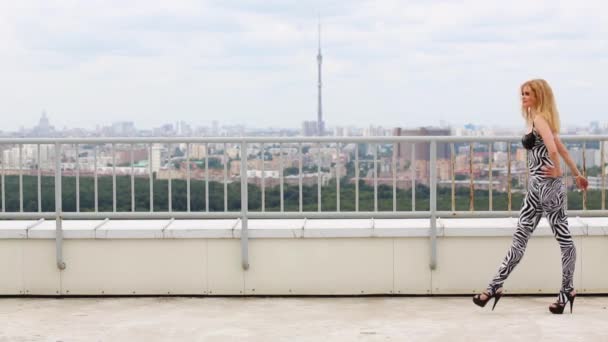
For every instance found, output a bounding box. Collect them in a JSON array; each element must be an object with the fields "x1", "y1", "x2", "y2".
[
  {"x1": 541, "y1": 164, "x2": 563, "y2": 178},
  {"x1": 575, "y1": 175, "x2": 589, "y2": 191}
]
